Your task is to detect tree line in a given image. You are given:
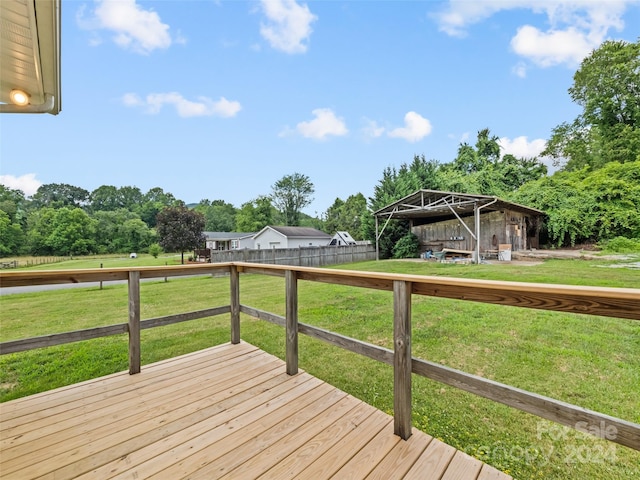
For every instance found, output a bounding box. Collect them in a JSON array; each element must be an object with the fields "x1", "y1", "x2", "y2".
[
  {"x1": 0, "y1": 174, "x2": 319, "y2": 258},
  {"x1": 1, "y1": 39, "x2": 638, "y2": 258}
]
